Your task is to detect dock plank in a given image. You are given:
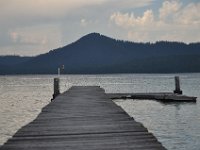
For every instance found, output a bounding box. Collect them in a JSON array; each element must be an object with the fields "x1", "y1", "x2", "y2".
[{"x1": 0, "y1": 86, "x2": 166, "y2": 150}]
